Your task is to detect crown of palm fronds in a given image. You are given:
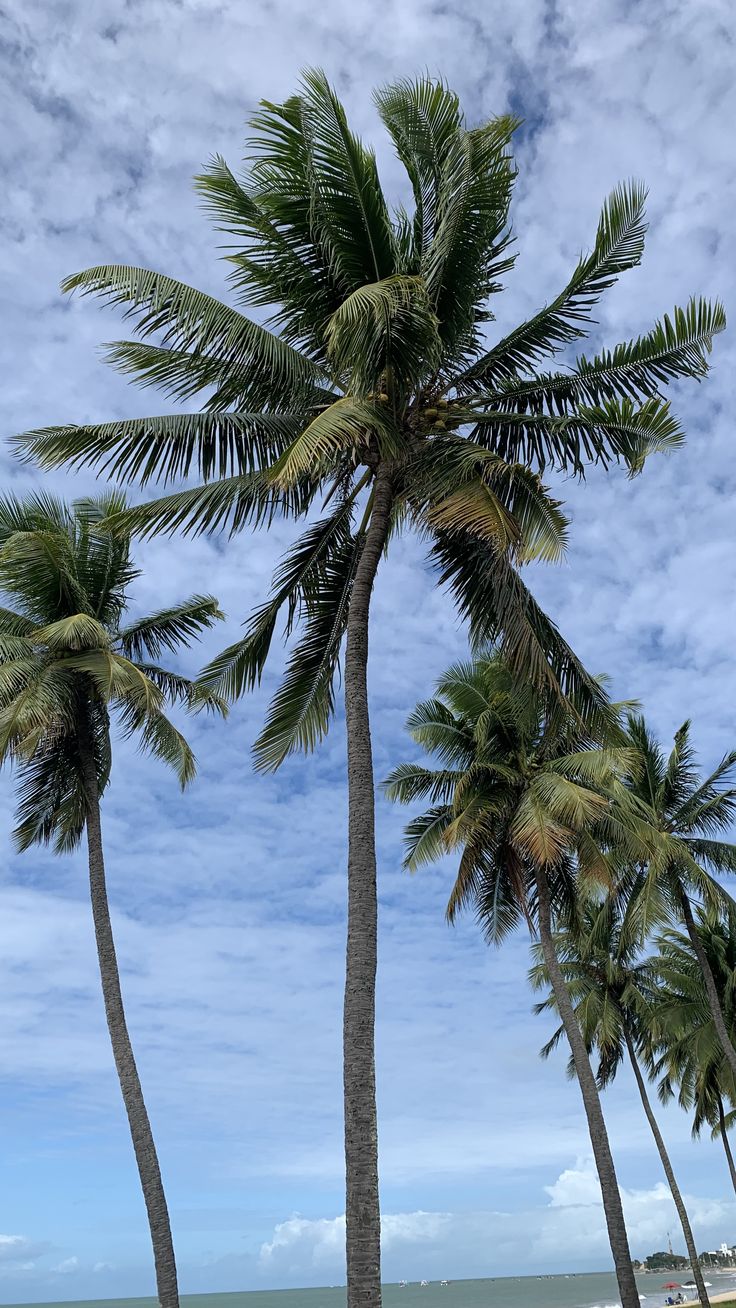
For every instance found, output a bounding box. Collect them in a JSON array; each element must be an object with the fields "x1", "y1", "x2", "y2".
[
  {"x1": 528, "y1": 896, "x2": 661, "y2": 1086},
  {"x1": 383, "y1": 652, "x2": 647, "y2": 942},
  {"x1": 0, "y1": 493, "x2": 226, "y2": 852},
  {"x1": 618, "y1": 716, "x2": 736, "y2": 939},
  {"x1": 15, "y1": 73, "x2": 725, "y2": 769},
  {"x1": 646, "y1": 913, "x2": 736, "y2": 1136}
]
